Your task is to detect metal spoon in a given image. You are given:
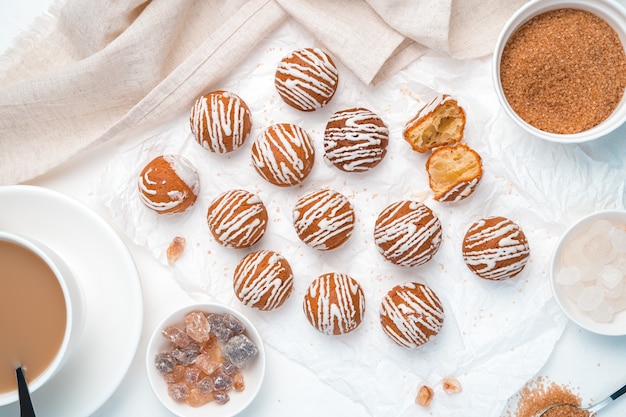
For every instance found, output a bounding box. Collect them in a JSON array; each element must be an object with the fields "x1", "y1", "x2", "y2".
[
  {"x1": 15, "y1": 366, "x2": 37, "y2": 417},
  {"x1": 534, "y1": 382, "x2": 626, "y2": 416}
]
